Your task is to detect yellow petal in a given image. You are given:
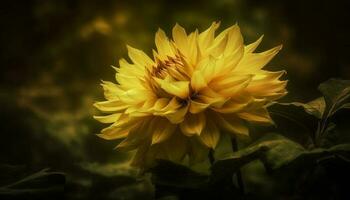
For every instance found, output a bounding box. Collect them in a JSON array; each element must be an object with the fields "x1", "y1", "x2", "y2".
[
  {"x1": 245, "y1": 35, "x2": 264, "y2": 53},
  {"x1": 246, "y1": 71, "x2": 287, "y2": 99},
  {"x1": 212, "y1": 99, "x2": 250, "y2": 113},
  {"x1": 198, "y1": 21, "x2": 220, "y2": 51},
  {"x1": 94, "y1": 100, "x2": 128, "y2": 112},
  {"x1": 119, "y1": 89, "x2": 153, "y2": 104},
  {"x1": 187, "y1": 29, "x2": 199, "y2": 65},
  {"x1": 199, "y1": 120, "x2": 220, "y2": 148},
  {"x1": 154, "y1": 97, "x2": 182, "y2": 116},
  {"x1": 207, "y1": 33, "x2": 228, "y2": 57},
  {"x1": 93, "y1": 113, "x2": 122, "y2": 123},
  {"x1": 172, "y1": 23, "x2": 188, "y2": 56},
  {"x1": 210, "y1": 74, "x2": 253, "y2": 89},
  {"x1": 165, "y1": 104, "x2": 189, "y2": 124},
  {"x1": 215, "y1": 114, "x2": 249, "y2": 136},
  {"x1": 115, "y1": 72, "x2": 145, "y2": 90},
  {"x1": 97, "y1": 126, "x2": 130, "y2": 140},
  {"x1": 156, "y1": 77, "x2": 190, "y2": 99},
  {"x1": 211, "y1": 75, "x2": 253, "y2": 97},
  {"x1": 155, "y1": 28, "x2": 175, "y2": 59},
  {"x1": 100, "y1": 80, "x2": 124, "y2": 100},
  {"x1": 152, "y1": 98, "x2": 170, "y2": 111},
  {"x1": 195, "y1": 56, "x2": 217, "y2": 83},
  {"x1": 118, "y1": 58, "x2": 145, "y2": 77},
  {"x1": 191, "y1": 70, "x2": 207, "y2": 92},
  {"x1": 237, "y1": 107, "x2": 273, "y2": 124},
  {"x1": 224, "y1": 25, "x2": 243, "y2": 55},
  {"x1": 236, "y1": 45, "x2": 283, "y2": 72},
  {"x1": 215, "y1": 44, "x2": 244, "y2": 75},
  {"x1": 197, "y1": 87, "x2": 228, "y2": 108},
  {"x1": 115, "y1": 118, "x2": 152, "y2": 151},
  {"x1": 152, "y1": 119, "x2": 177, "y2": 145},
  {"x1": 163, "y1": 132, "x2": 189, "y2": 162},
  {"x1": 189, "y1": 100, "x2": 210, "y2": 114},
  {"x1": 127, "y1": 45, "x2": 154, "y2": 70},
  {"x1": 180, "y1": 112, "x2": 206, "y2": 136},
  {"x1": 111, "y1": 115, "x2": 140, "y2": 129}
]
